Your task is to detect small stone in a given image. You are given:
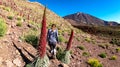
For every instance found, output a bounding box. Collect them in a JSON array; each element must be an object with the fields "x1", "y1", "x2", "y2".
[
  {"x1": 0, "y1": 57, "x2": 3, "y2": 65},
  {"x1": 0, "y1": 45, "x2": 2, "y2": 49},
  {"x1": 15, "y1": 50, "x2": 20, "y2": 55},
  {"x1": 5, "y1": 60, "x2": 14, "y2": 67},
  {"x1": 18, "y1": 39, "x2": 22, "y2": 42},
  {"x1": 27, "y1": 24, "x2": 32, "y2": 28},
  {"x1": 3, "y1": 39, "x2": 9, "y2": 43},
  {"x1": 13, "y1": 58, "x2": 22, "y2": 67}
]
